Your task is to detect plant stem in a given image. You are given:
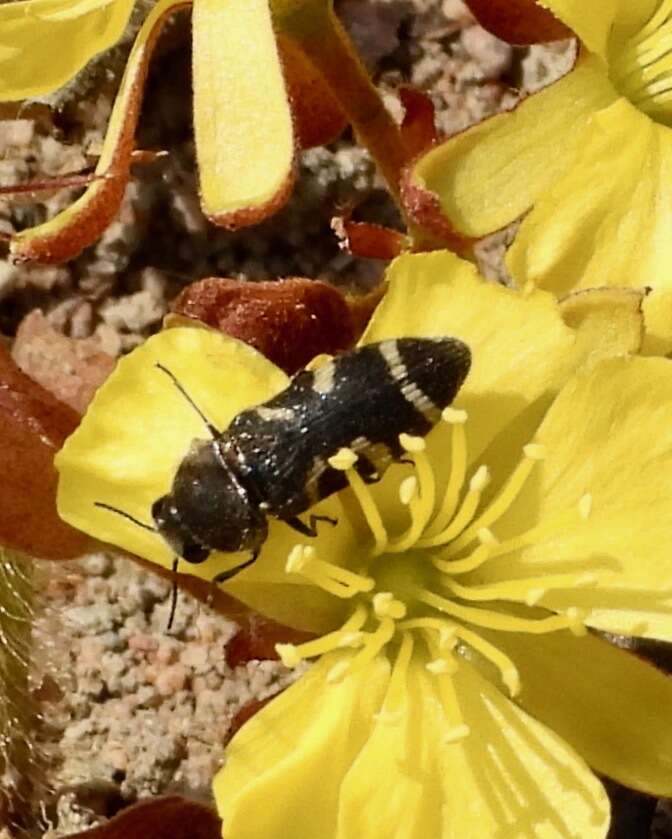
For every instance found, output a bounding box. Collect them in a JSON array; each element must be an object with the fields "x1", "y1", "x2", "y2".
[
  {"x1": 275, "y1": 0, "x2": 408, "y2": 201},
  {"x1": 0, "y1": 550, "x2": 41, "y2": 831}
]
